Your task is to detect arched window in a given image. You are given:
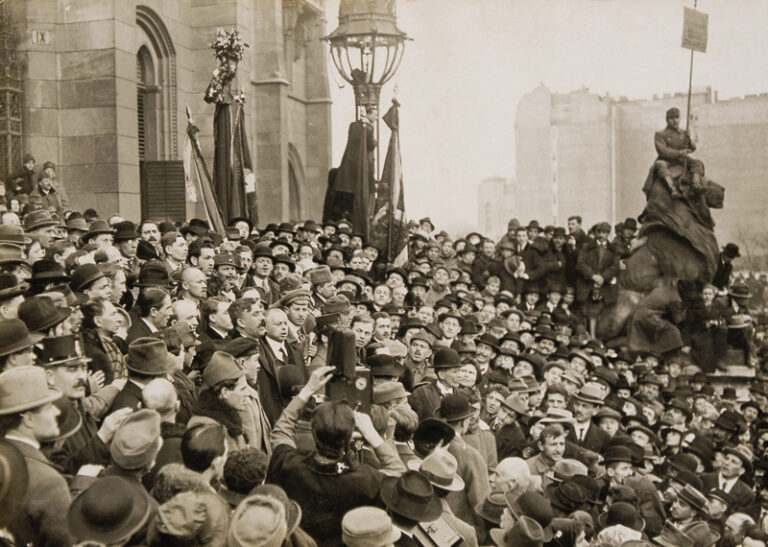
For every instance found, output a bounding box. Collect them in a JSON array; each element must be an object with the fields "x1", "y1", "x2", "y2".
[{"x1": 136, "y1": 6, "x2": 184, "y2": 221}]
